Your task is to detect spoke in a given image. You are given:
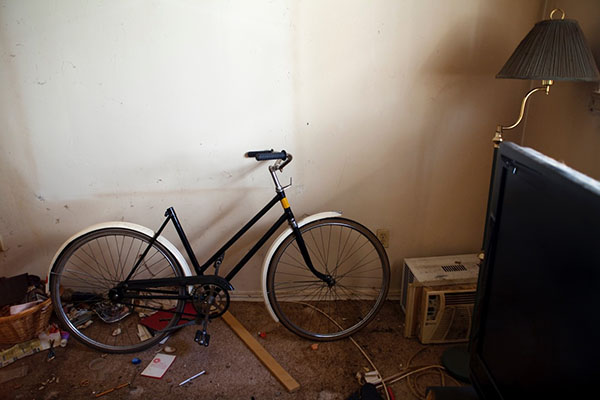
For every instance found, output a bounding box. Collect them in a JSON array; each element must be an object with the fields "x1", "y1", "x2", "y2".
[
  {"x1": 336, "y1": 256, "x2": 379, "y2": 279},
  {"x1": 121, "y1": 236, "x2": 136, "y2": 280},
  {"x1": 114, "y1": 235, "x2": 126, "y2": 281},
  {"x1": 279, "y1": 256, "x2": 310, "y2": 271},
  {"x1": 274, "y1": 270, "x2": 318, "y2": 279},
  {"x1": 274, "y1": 281, "x2": 325, "y2": 292},
  {"x1": 61, "y1": 267, "x2": 118, "y2": 289},
  {"x1": 336, "y1": 227, "x2": 353, "y2": 269},
  {"x1": 95, "y1": 237, "x2": 115, "y2": 282},
  {"x1": 336, "y1": 281, "x2": 380, "y2": 301},
  {"x1": 307, "y1": 229, "x2": 327, "y2": 271},
  {"x1": 336, "y1": 237, "x2": 369, "y2": 272},
  {"x1": 75, "y1": 247, "x2": 115, "y2": 288},
  {"x1": 104, "y1": 235, "x2": 119, "y2": 281}
]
